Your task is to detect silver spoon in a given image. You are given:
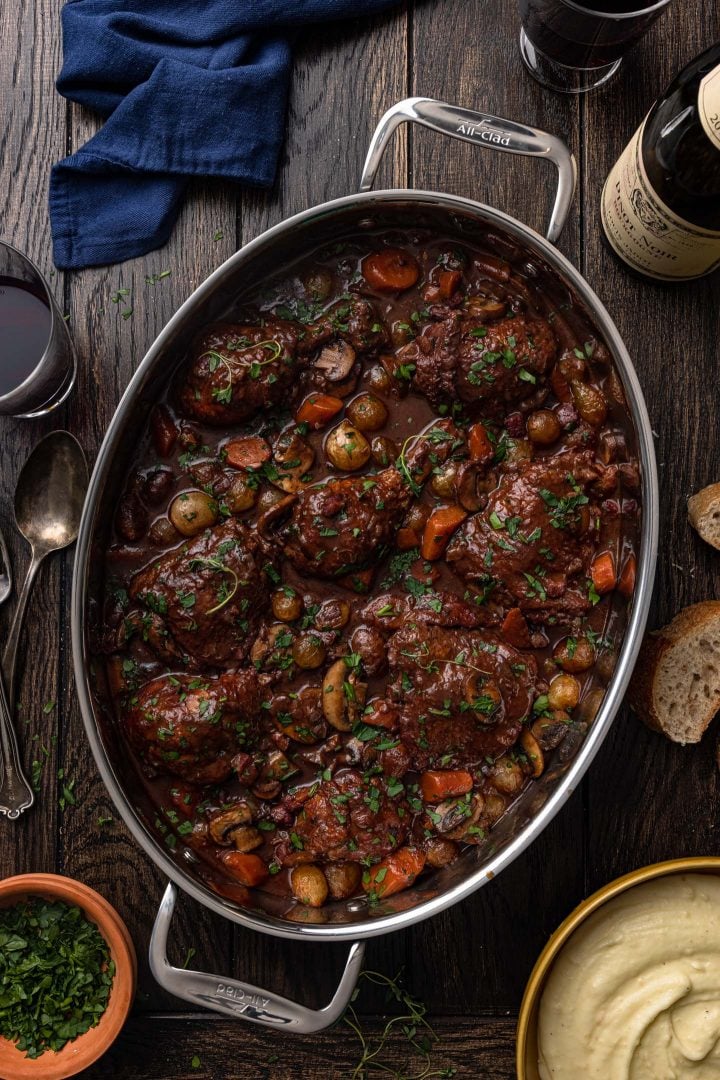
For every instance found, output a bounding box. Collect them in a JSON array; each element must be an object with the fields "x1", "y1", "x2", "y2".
[
  {"x1": 0, "y1": 525, "x2": 34, "y2": 818},
  {"x1": 2, "y1": 432, "x2": 88, "y2": 710}
]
